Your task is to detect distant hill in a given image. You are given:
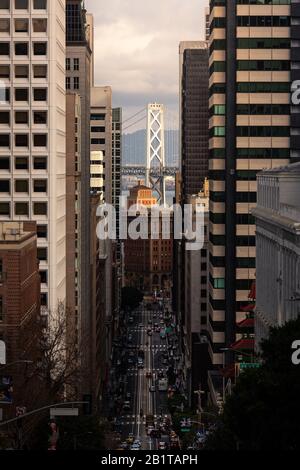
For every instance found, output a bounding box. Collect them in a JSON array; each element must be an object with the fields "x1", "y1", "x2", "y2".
[{"x1": 122, "y1": 129, "x2": 179, "y2": 167}]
